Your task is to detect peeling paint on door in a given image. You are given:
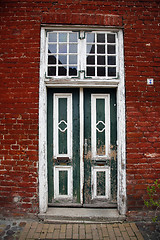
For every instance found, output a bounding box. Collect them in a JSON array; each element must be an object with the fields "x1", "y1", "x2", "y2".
[
  {"x1": 83, "y1": 88, "x2": 117, "y2": 206},
  {"x1": 48, "y1": 88, "x2": 117, "y2": 207}
]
